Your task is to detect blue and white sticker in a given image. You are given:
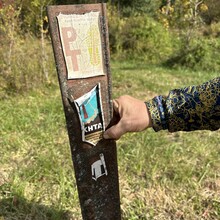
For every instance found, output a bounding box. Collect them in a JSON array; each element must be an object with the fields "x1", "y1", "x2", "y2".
[{"x1": 74, "y1": 83, "x2": 105, "y2": 146}]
